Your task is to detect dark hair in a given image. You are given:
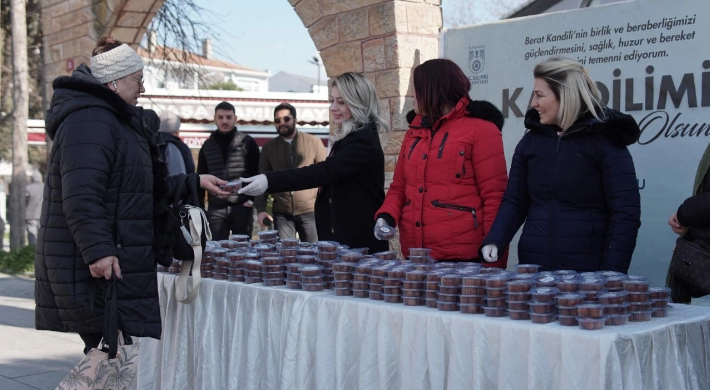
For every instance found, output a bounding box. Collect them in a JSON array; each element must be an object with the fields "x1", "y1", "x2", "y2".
[
  {"x1": 274, "y1": 102, "x2": 296, "y2": 119},
  {"x1": 215, "y1": 101, "x2": 235, "y2": 114},
  {"x1": 92, "y1": 36, "x2": 123, "y2": 56},
  {"x1": 413, "y1": 59, "x2": 471, "y2": 124}
]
